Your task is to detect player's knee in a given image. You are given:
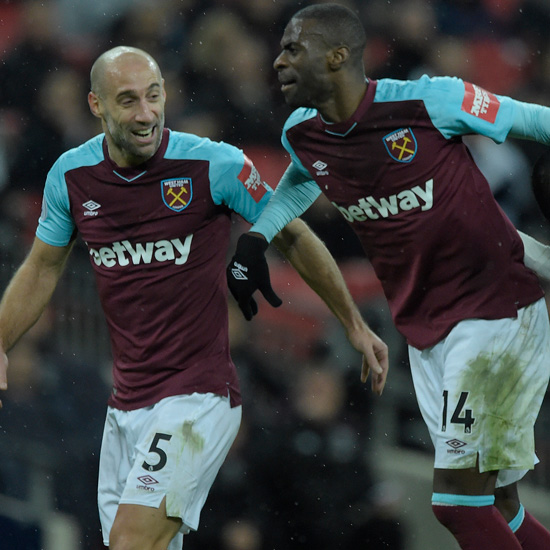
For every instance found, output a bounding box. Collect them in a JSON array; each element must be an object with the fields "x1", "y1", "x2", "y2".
[
  {"x1": 494, "y1": 484, "x2": 521, "y2": 522},
  {"x1": 109, "y1": 527, "x2": 169, "y2": 550},
  {"x1": 109, "y1": 528, "x2": 138, "y2": 550}
]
